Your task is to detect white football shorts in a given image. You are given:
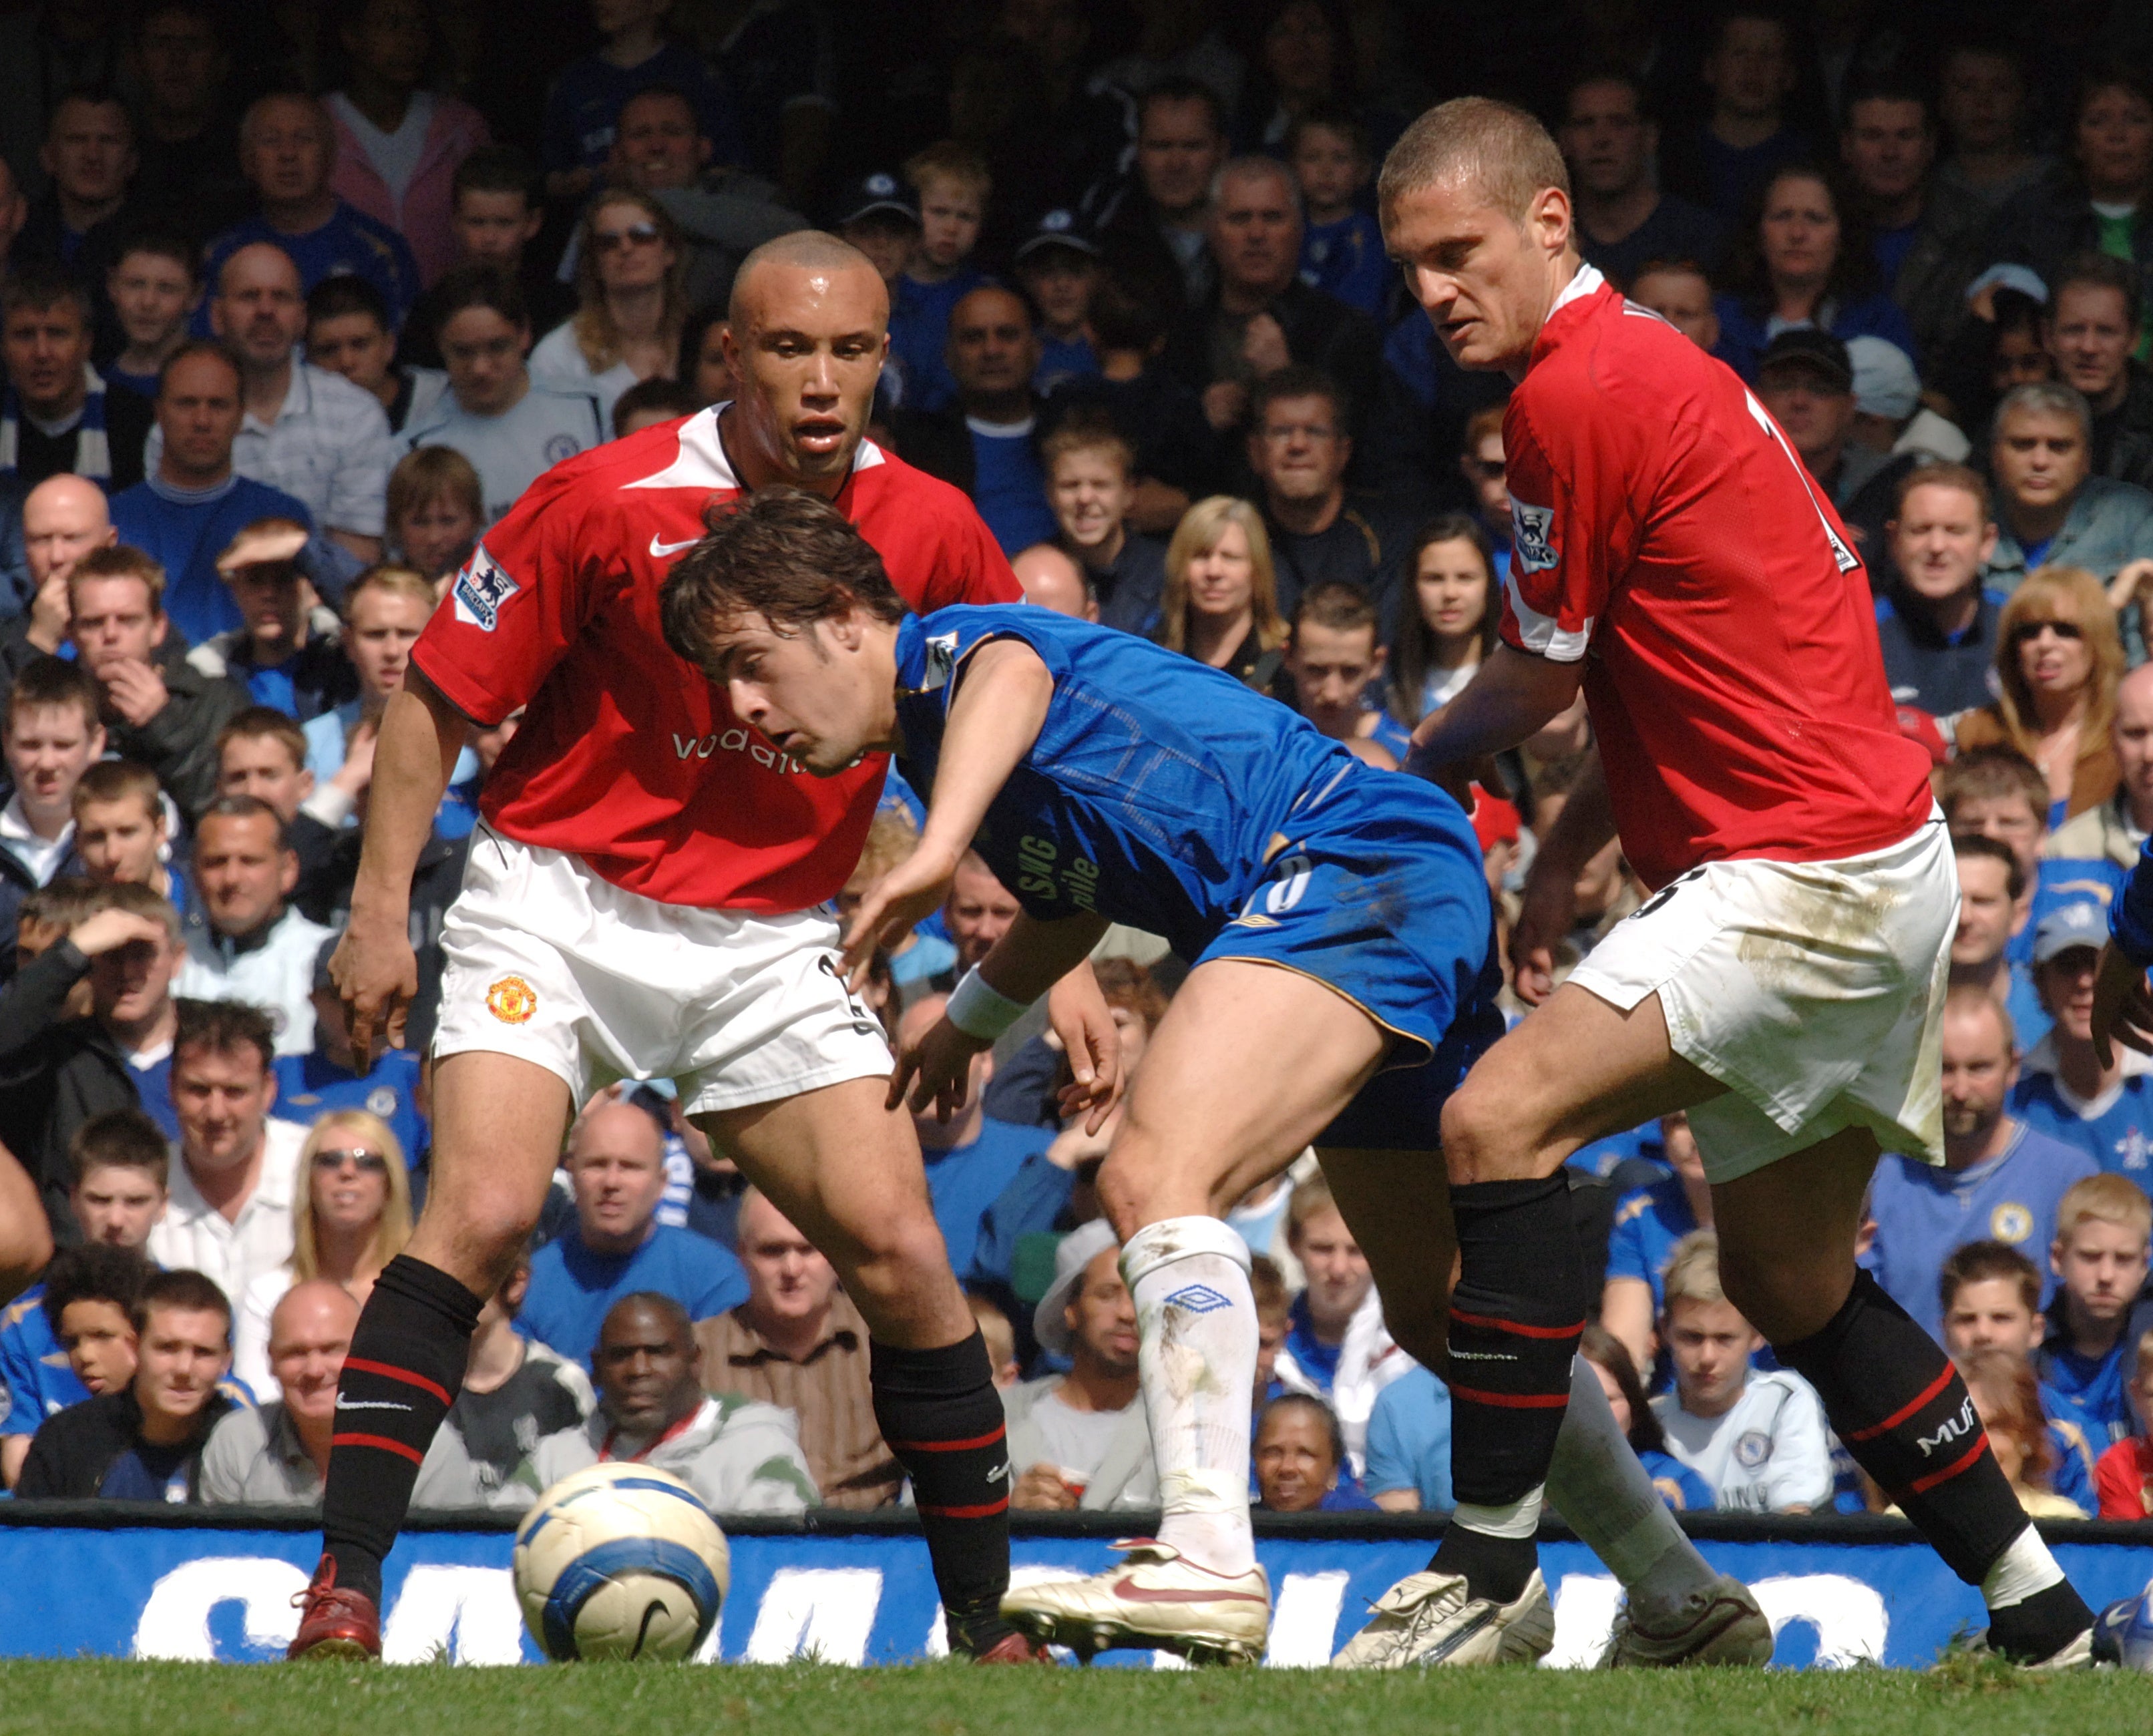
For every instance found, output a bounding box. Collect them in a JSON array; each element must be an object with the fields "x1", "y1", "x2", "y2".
[
  {"x1": 1567, "y1": 813, "x2": 1954, "y2": 1184},
  {"x1": 432, "y1": 825, "x2": 893, "y2": 1116}
]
